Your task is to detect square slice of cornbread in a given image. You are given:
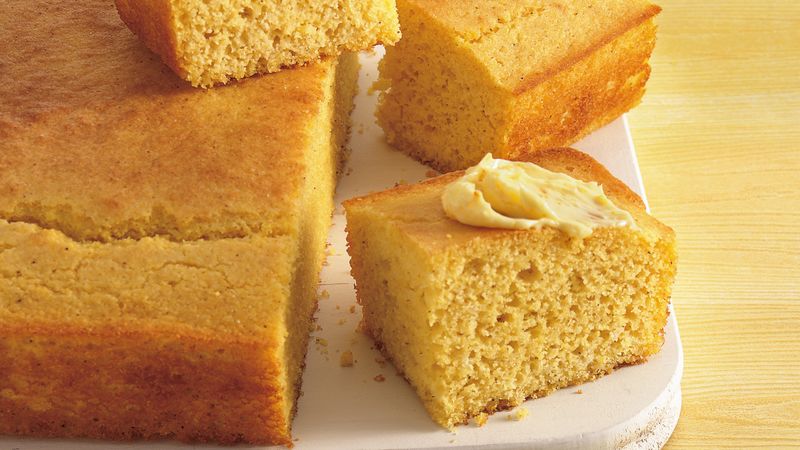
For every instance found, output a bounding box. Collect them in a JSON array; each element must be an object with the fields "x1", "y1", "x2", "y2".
[
  {"x1": 115, "y1": 0, "x2": 399, "y2": 87},
  {"x1": 344, "y1": 148, "x2": 677, "y2": 428},
  {"x1": 0, "y1": 0, "x2": 359, "y2": 445},
  {"x1": 376, "y1": 0, "x2": 661, "y2": 172}
]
